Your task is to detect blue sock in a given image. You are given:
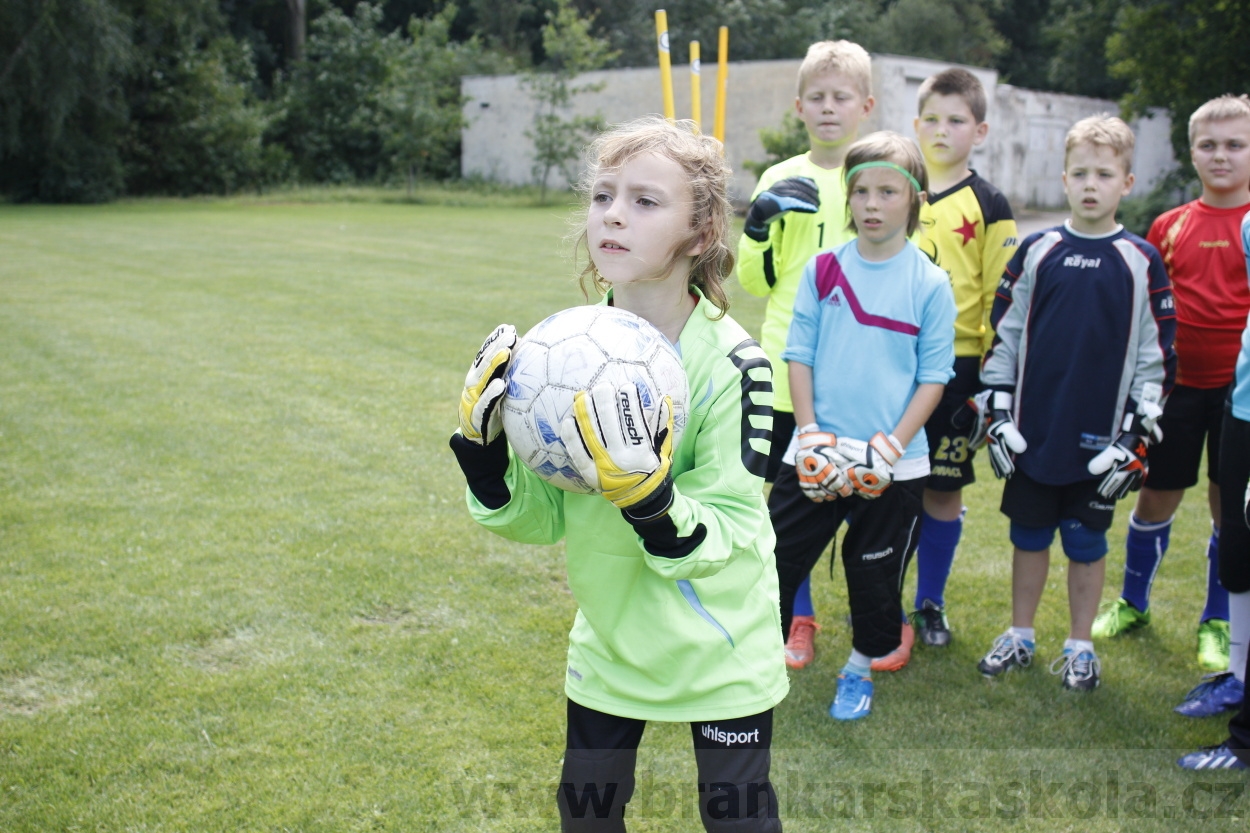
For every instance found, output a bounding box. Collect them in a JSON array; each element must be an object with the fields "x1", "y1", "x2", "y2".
[
  {"x1": 914, "y1": 510, "x2": 963, "y2": 610},
  {"x1": 1122, "y1": 514, "x2": 1171, "y2": 612},
  {"x1": 1201, "y1": 526, "x2": 1229, "y2": 622},
  {"x1": 793, "y1": 576, "x2": 814, "y2": 618}
]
